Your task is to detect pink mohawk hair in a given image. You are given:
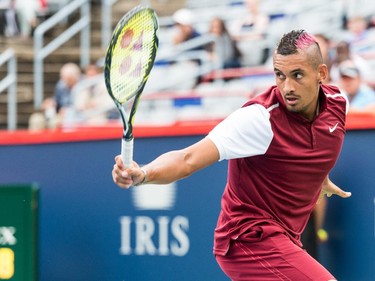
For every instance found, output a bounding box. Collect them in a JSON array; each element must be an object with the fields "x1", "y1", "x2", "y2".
[
  {"x1": 277, "y1": 30, "x2": 319, "y2": 55},
  {"x1": 295, "y1": 32, "x2": 317, "y2": 50}
]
